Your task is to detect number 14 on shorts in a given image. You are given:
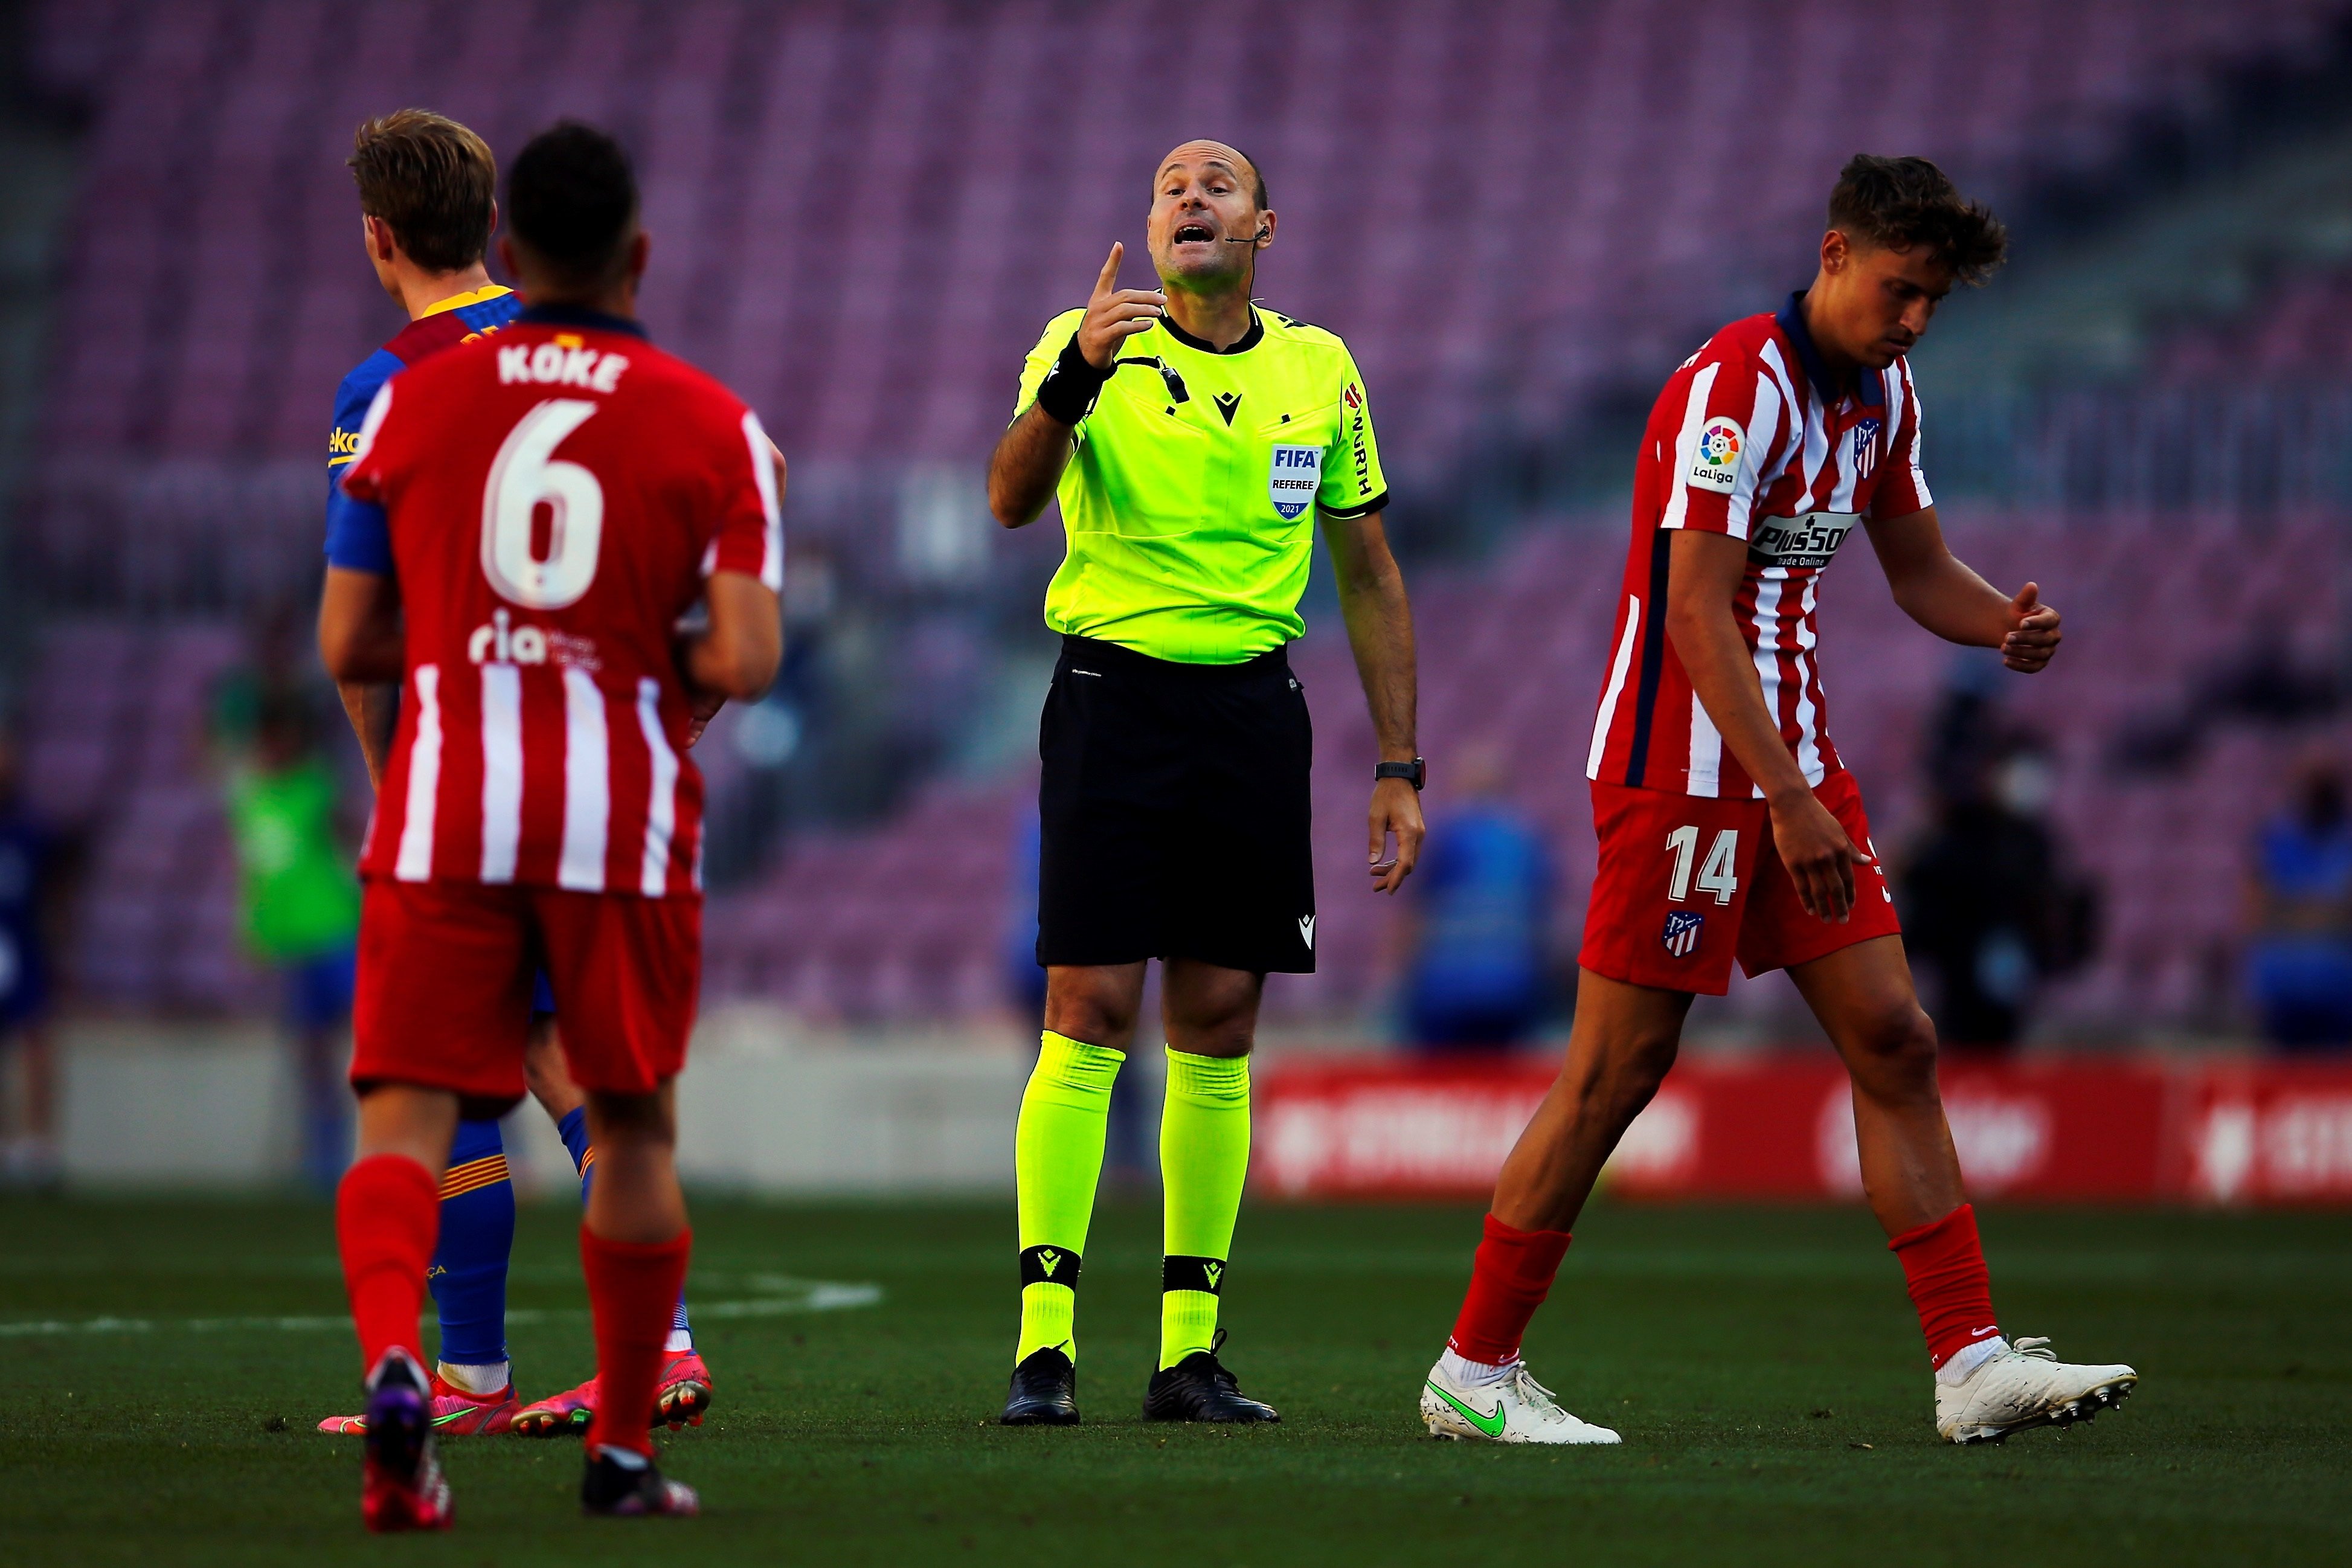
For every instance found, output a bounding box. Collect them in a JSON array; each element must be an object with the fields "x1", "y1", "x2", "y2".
[{"x1": 1665, "y1": 825, "x2": 1738, "y2": 905}]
